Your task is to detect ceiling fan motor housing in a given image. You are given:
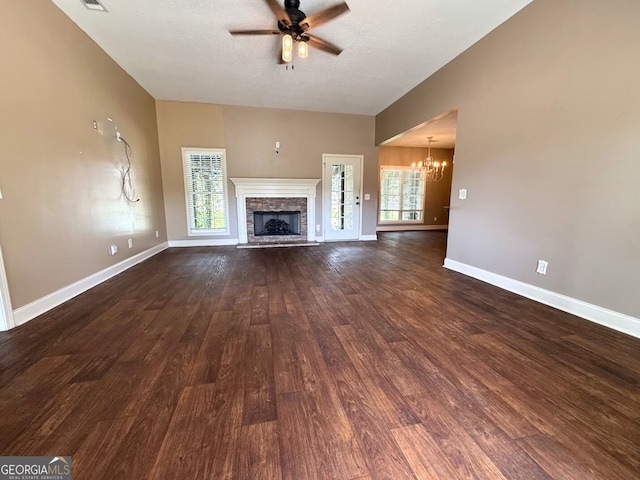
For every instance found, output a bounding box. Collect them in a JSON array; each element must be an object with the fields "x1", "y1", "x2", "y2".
[{"x1": 279, "y1": 0, "x2": 307, "y2": 36}]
